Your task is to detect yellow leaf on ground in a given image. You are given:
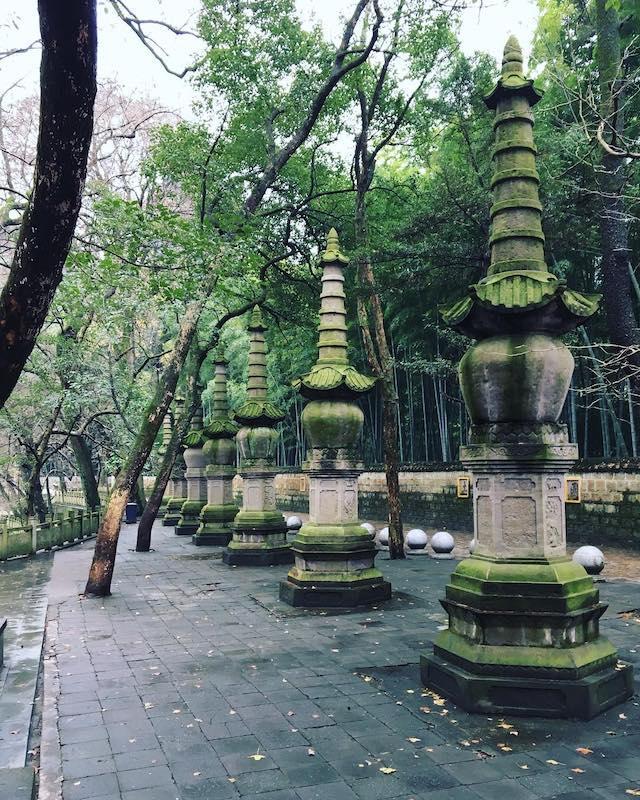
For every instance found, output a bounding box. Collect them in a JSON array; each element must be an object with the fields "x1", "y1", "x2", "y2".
[
  {"x1": 576, "y1": 748, "x2": 593, "y2": 755},
  {"x1": 379, "y1": 767, "x2": 396, "y2": 774},
  {"x1": 626, "y1": 791, "x2": 640, "y2": 797},
  {"x1": 546, "y1": 760, "x2": 560, "y2": 766},
  {"x1": 248, "y1": 754, "x2": 266, "y2": 761},
  {"x1": 571, "y1": 768, "x2": 585, "y2": 773},
  {"x1": 407, "y1": 737, "x2": 421, "y2": 743}
]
